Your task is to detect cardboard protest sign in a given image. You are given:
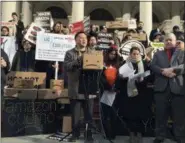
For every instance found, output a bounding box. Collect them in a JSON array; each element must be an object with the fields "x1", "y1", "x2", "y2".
[
  {"x1": 34, "y1": 11, "x2": 53, "y2": 33},
  {"x1": 24, "y1": 23, "x2": 45, "y2": 44},
  {"x1": 0, "y1": 21, "x2": 16, "y2": 36},
  {"x1": 36, "y1": 33, "x2": 75, "y2": 61},
  {"x1": 97, "y1": 33, "x2": 113, "y2": 50},
  {"x1": 119, "y1": 40, "x2": 145, "y2": 60},
  {"x1": 106, "y1": 21, "x2": 128, "y2": 29},
  {"x1": 131, "y1": 33, "x2": 147, "y2": 41},
  {"x1": 1, "y1": 36, "x2": 17, "y2": 67},
  {"x1": 6, "y1": 72, "x2": 46, "y2": 88}
]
